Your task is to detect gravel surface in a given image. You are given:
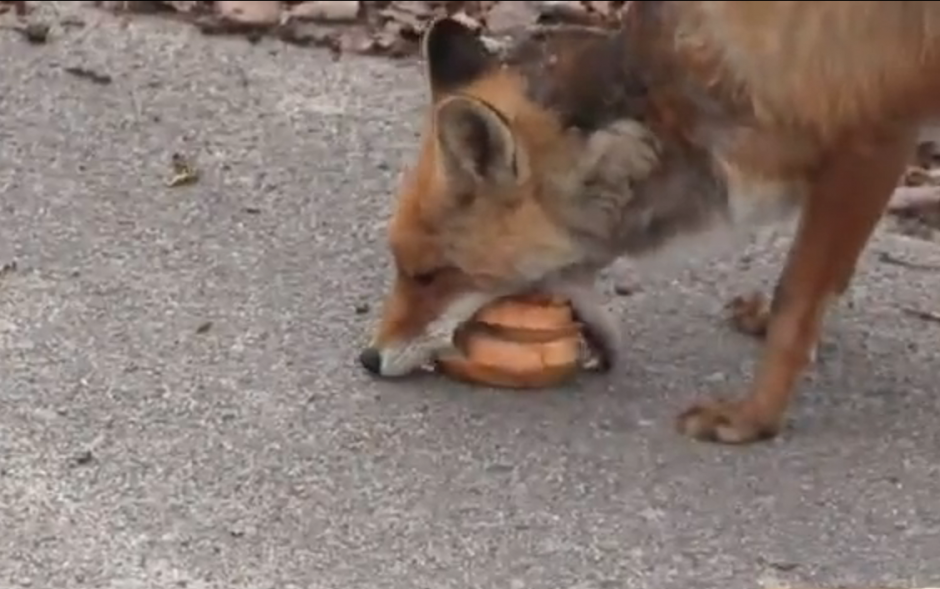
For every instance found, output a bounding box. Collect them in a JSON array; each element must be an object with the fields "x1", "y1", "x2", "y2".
[{"x1": 1, "y1": 5, "x2": 938, "y2": 589}]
